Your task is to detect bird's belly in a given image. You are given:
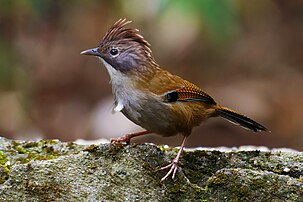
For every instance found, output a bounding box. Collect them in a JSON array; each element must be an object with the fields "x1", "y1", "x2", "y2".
[
  {"x1": 121, "y1": 102, "x2": 180, "y2": 136},
  {"x1": 121, "y1": 96, "x2": 214, "y2": 136}
]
